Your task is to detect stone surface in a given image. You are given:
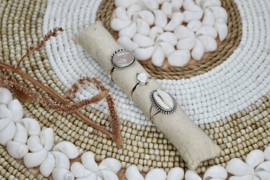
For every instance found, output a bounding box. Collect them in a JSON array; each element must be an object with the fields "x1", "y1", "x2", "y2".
[{"x1": 113, "y1": 50, "x2": 134, "y2": 67}]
